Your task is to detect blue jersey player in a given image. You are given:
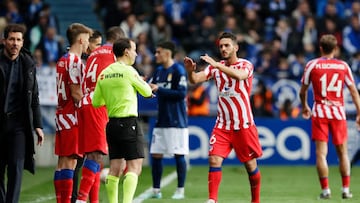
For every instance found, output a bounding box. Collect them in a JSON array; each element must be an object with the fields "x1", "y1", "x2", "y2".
[{"x1": 147, "y1": 41, "x2": 188, "y2": 199}]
